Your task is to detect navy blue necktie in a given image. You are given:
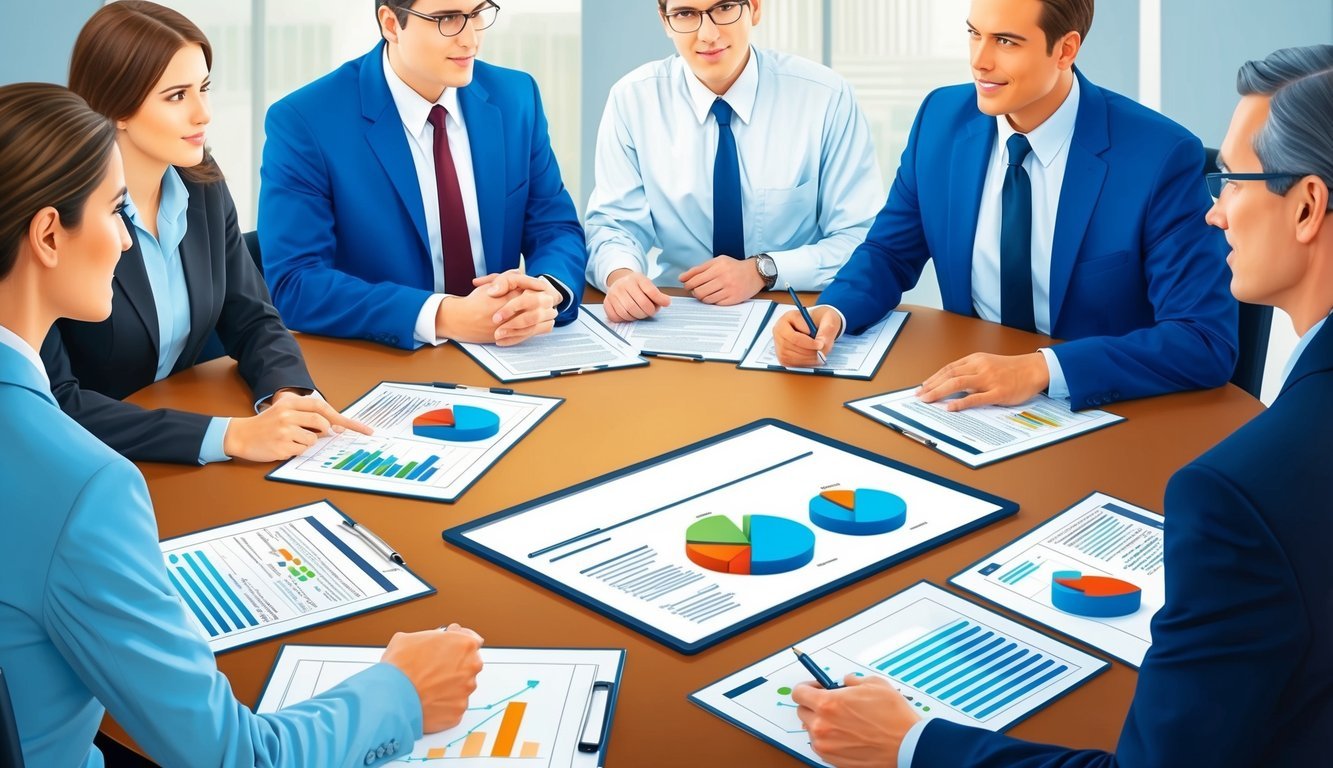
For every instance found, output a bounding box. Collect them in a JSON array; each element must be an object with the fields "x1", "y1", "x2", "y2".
[
  {"x1": 1000, "y1": 133, "x2": 1036, "y2": 332},
  {"x1": 711, "y1": 99, "x2": 745, "y2": 259}
]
